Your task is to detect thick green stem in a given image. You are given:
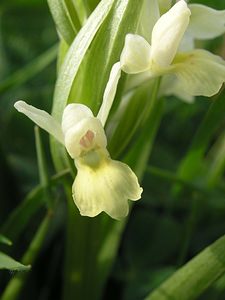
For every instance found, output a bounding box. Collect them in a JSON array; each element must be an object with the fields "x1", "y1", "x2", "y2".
[{"x1": 62, "y1": 184, "x2": 119, "y2": 300}]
